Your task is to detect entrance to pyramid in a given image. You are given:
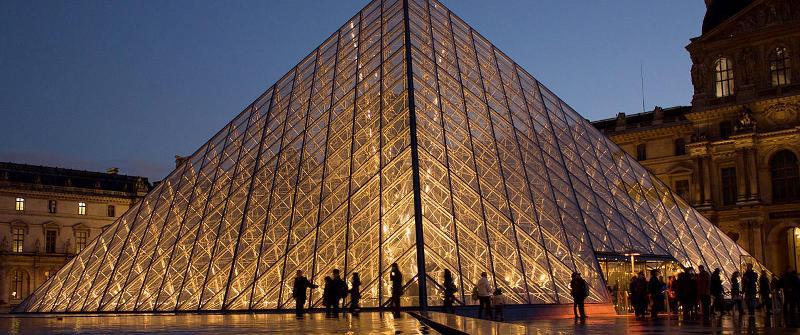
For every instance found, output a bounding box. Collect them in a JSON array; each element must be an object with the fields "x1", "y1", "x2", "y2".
[{"x1": 596, "y1": 253, "x2": 683, "y2": 314}]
